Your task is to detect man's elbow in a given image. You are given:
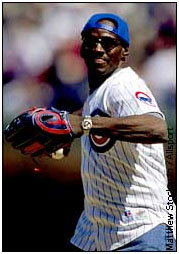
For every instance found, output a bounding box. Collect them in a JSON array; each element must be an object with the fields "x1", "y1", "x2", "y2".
[
  {"x1": 148, "y1": 117, "x2": 168, "y2": 143},
  {"x1": 158, "y1": 131, "x2": 168, "y2": 143},
  {"x1": 149, "y1": 130, "x2": 167, "y2": 144},
  {"x1": 154, "y1": 121, "x2": 168, "y2": 143}
]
